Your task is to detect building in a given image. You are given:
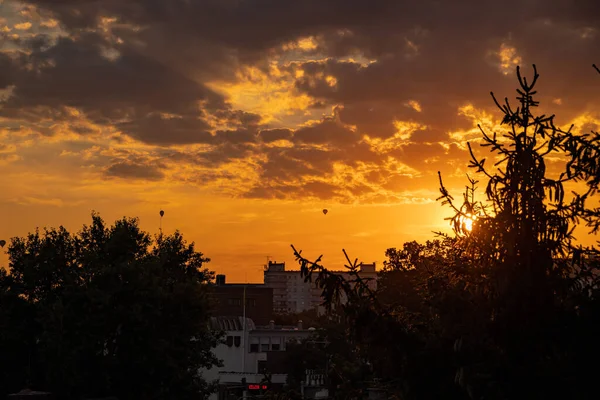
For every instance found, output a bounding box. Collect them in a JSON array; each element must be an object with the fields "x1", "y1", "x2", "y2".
[
  {"x1": 263, "y1": 261, "x2": 322, "y2": 314},
  {"x1": 210, "y1": 275, "x2": 274, "y2": 325},
  {"x1": 201, "y1": 317, "x2": 313, "y2": 400},
  {"x1": 263, "y1": 261, "x2": 378, "y2": 314},
  {"x1": 202, "y1": 316, "x2": 272, "y2": 400}
]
